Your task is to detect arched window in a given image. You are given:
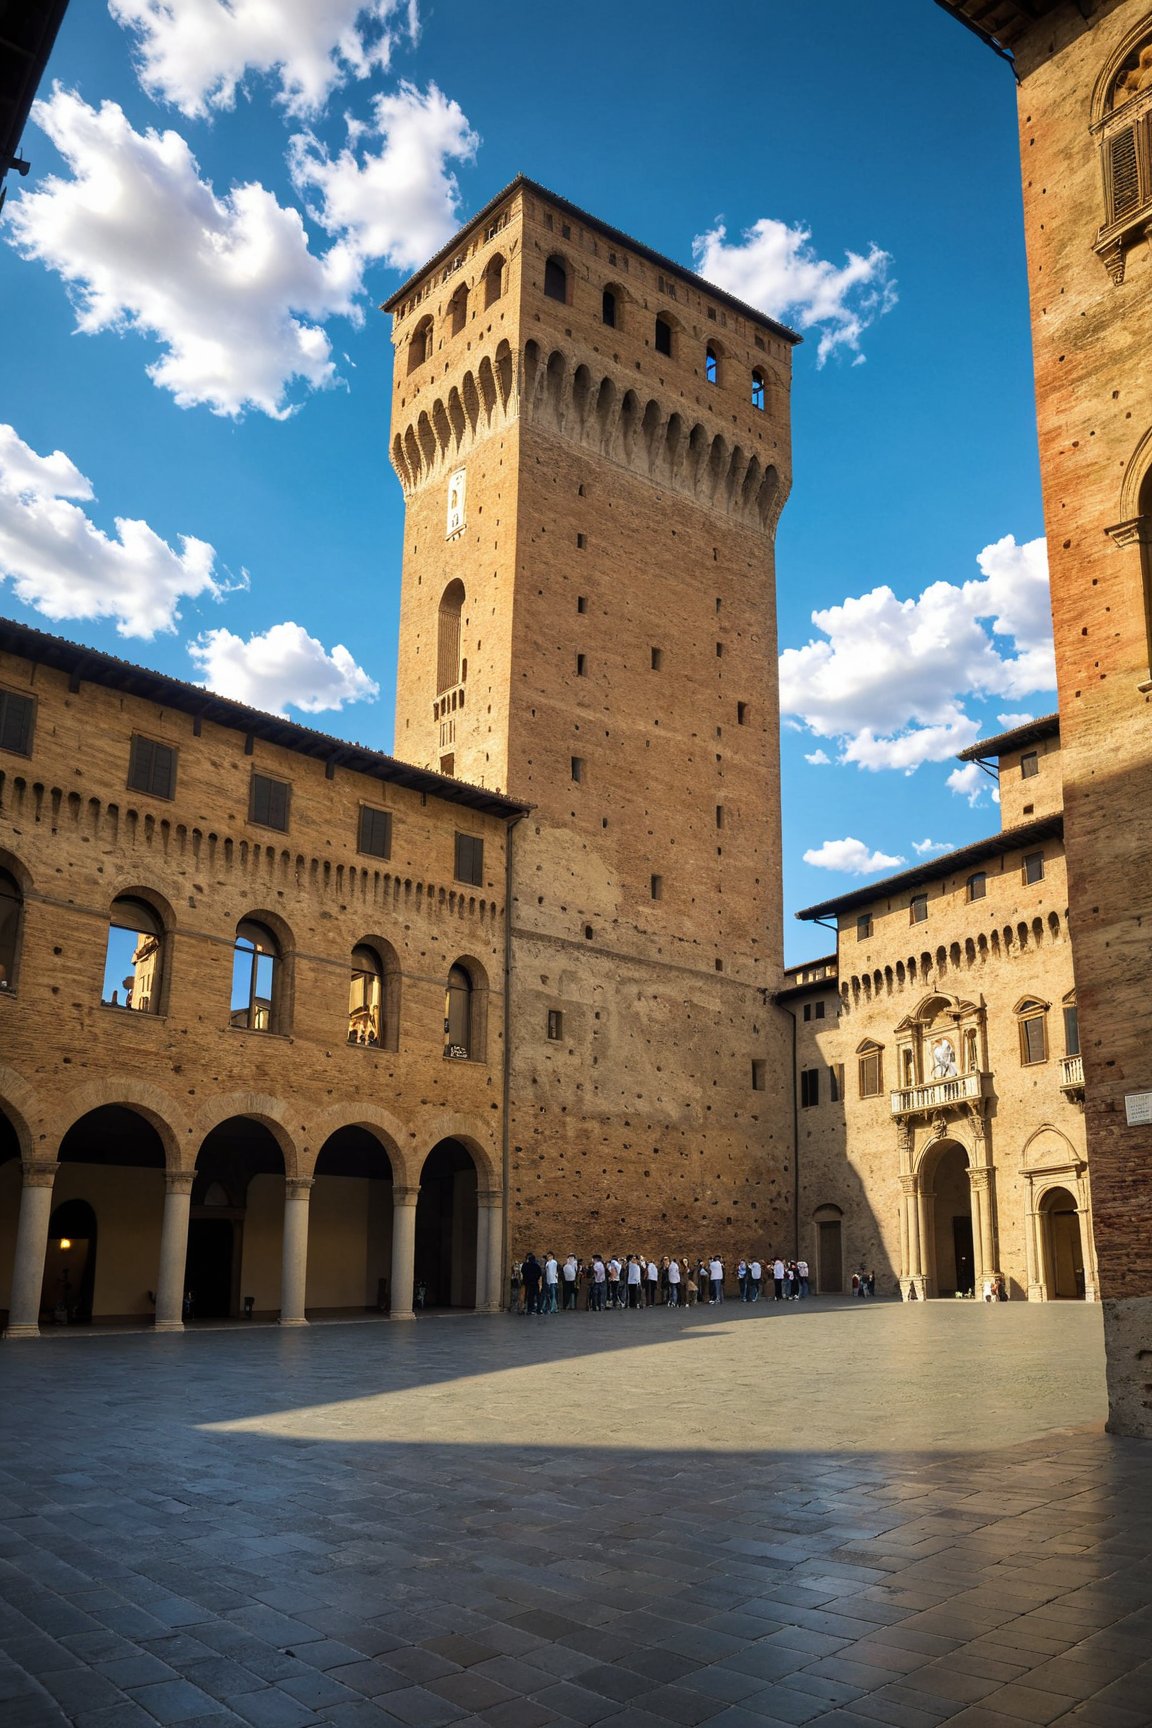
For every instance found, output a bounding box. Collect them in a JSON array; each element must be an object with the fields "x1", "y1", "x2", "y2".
[
  {"x1": 437, "y1": 579, "x2": 465, "y2": 693},
  {"x1": 602, "y1": 287, "x2": 617, "y2": 327},
  {"x1": 654, "y1": 315, "x2": 673, "y2": 358},
  {"x1": 483, "y1": 252, "x2": 505, "y2": 308},
  {"x1": 544, "y1": 255, "x2": 568, "y2": 303},
  {"x1": 1094, "y1": 34, "x2": 1152, "y2": 282},
  {"x1": 0, "y1": 868, "x2": 22, "y2": 991},
  {"x1": 349, "y1": 946, "x2": 383, "y2": 1046},
  {"x1": 448, "y1": 282, "x2": 468, "y2": 336},
  {"x1": 1016, "y1": 997, "x2": 1049, "y2": 1066},
  {"x1": 231, "y1": 920, "x2": 281, "y2": 1033},
  {"x1": 751, "y1": 369, "x2": 765, "y2": 411},
  {"x1": 445, "y1": 964, "x2": 473, "y2": 1058},
  {"x1": 705, "y1": 344, "x2": 719, "y2": 384},
  {"x1": 101, "y1": 895, "x2": 164, "y2": 1013},
  {"x1": 857, "y1": 1040, "x2": 884, "y2": 1098},
  {"x1": 407, "y1": 316, "x2": 433, "y2": 373},
  {"x1": 1062, "y1": 991, "x2": 1080, "y2": 1058}
]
